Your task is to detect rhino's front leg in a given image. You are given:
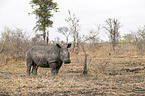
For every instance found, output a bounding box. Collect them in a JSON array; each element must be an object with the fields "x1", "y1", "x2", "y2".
[
  {"x1": 50, "y1": 63, "x2": 61, "y2": 79},
  {"x1": 51, "y1": 68, "x2": 57, "y2": 79}
]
